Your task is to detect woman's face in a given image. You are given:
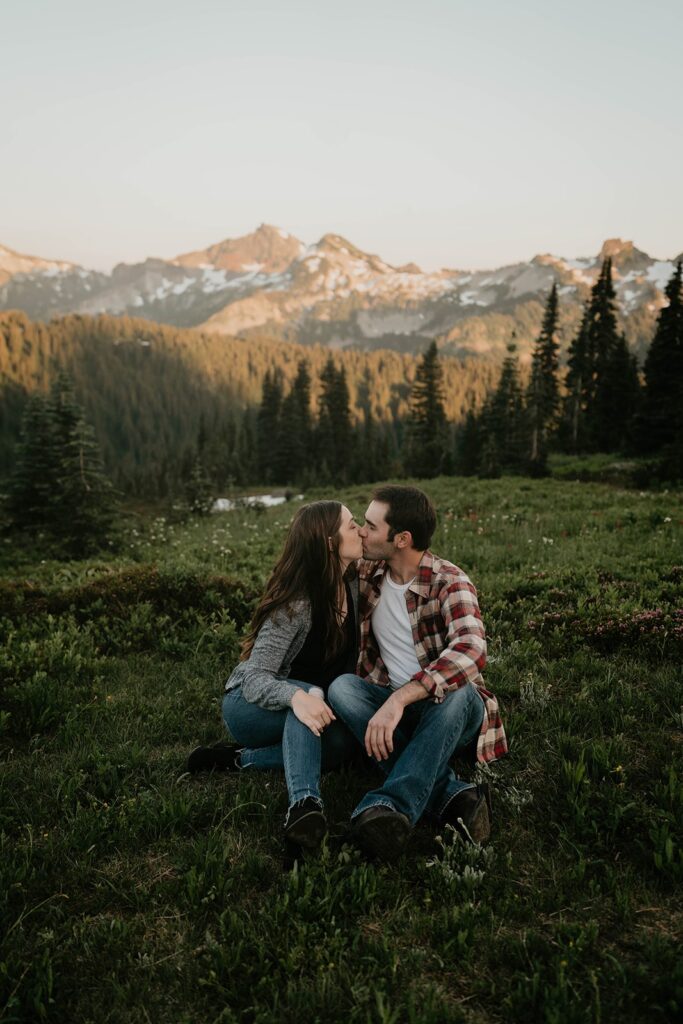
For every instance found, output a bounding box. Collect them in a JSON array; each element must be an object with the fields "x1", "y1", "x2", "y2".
[{"x1": 336, "y1": 505, "x2": 363, "y2": 563}]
